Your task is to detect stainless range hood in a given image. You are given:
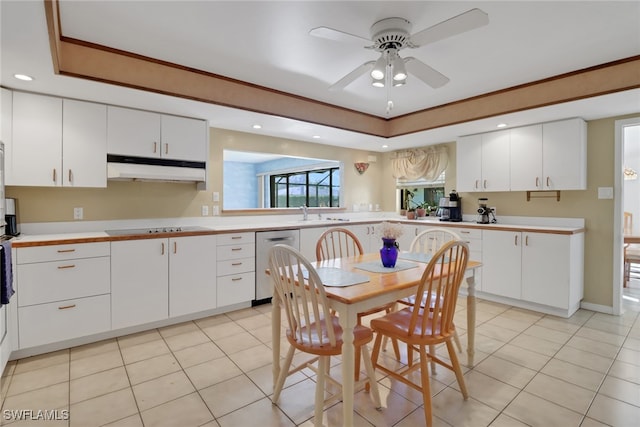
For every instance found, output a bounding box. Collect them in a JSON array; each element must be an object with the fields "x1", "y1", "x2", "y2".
[{"x1": 107, "y1": 155, "x2": 206, "y2": 184}]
